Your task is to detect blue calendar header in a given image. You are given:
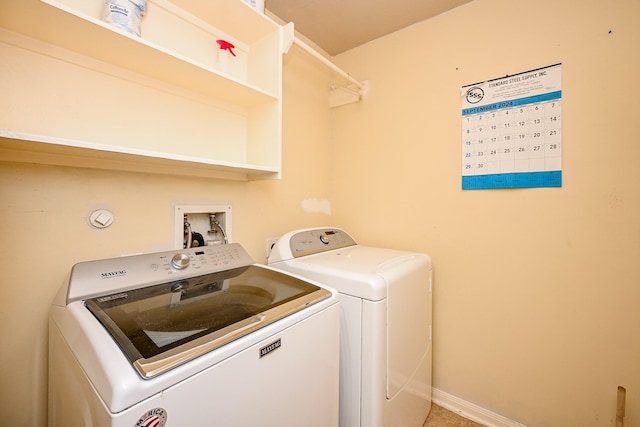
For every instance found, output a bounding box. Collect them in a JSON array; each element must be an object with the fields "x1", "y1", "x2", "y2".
[{"x1": 462, "y1": 91, "x2": 562, "y2": 116}]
